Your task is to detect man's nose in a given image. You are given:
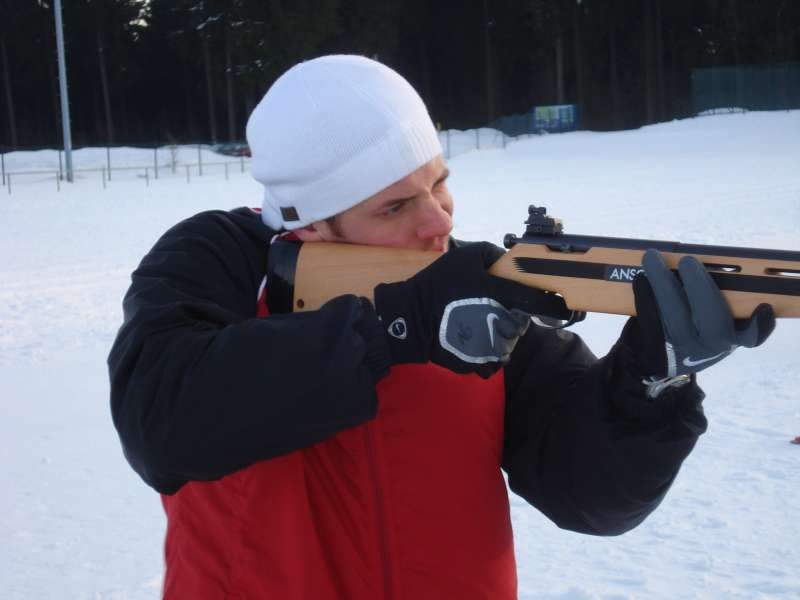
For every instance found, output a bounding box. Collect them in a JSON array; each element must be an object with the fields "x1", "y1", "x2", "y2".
[{"x1": 415, "y1": 194, "x2": 453, "y2": 240}]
